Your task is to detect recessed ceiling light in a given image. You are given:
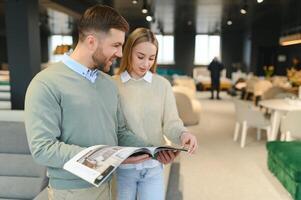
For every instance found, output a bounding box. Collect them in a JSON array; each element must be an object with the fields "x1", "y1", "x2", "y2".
[
  {"x1": 240, "y1": 8, "x2": 247, "y2": 14},
  {"x1": 146, "y1": 15, "x2": 153, "y2": 22}
]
